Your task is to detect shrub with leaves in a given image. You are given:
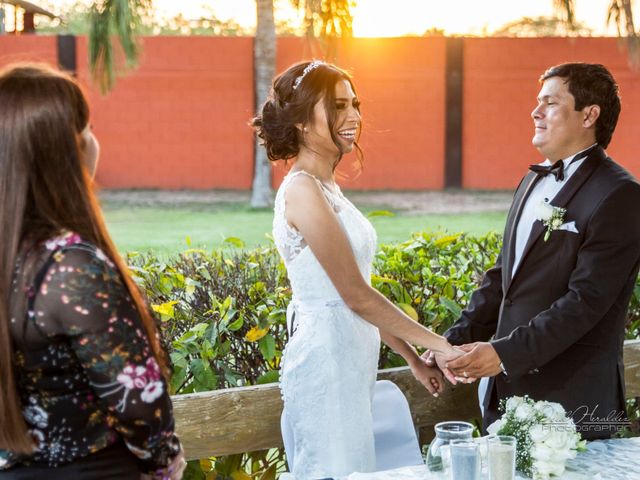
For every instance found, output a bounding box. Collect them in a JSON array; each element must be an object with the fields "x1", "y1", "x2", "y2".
[
  {"x1": 125, "y1": 232, "x2": 640, "y2": 479},
  {"x1": 373, "y1": 232, "x2": 501, "y2": 367},
  {"x1": 127, "y1": 246, "x2": 290, "y2": 394}
]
